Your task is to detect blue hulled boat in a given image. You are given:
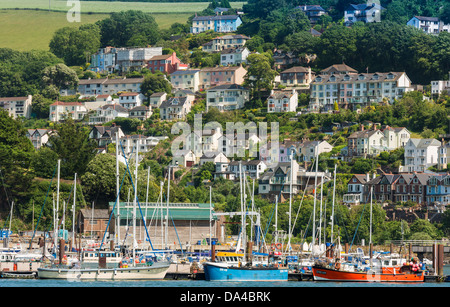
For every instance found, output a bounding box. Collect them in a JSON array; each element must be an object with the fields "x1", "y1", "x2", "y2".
[{"x1": 203, "y1": 251, "x2": 288, "y2": 282}]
